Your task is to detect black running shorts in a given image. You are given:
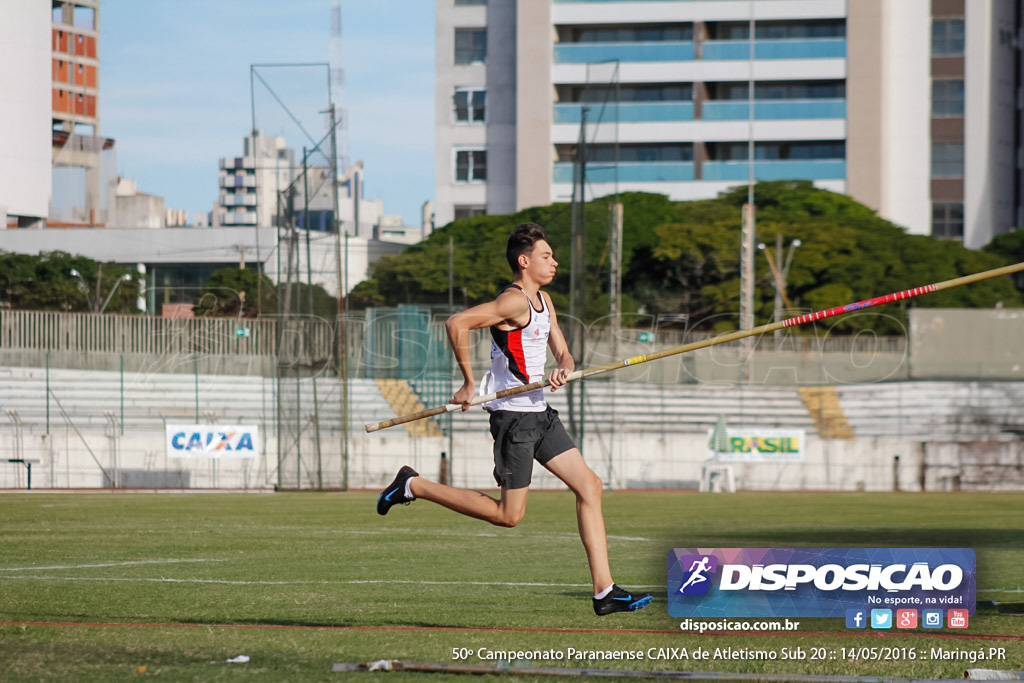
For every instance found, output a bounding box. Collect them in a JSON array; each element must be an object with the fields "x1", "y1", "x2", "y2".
[{"x1": 488, "y1": 406, "x2": 576, "y2": 489}]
